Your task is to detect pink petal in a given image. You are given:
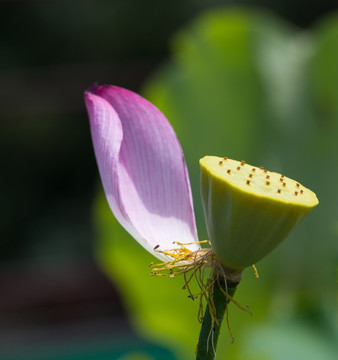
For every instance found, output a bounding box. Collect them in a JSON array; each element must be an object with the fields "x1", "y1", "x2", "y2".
[{"x1": 85, "y1": 85, "x2": 199, "y2": 260}]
